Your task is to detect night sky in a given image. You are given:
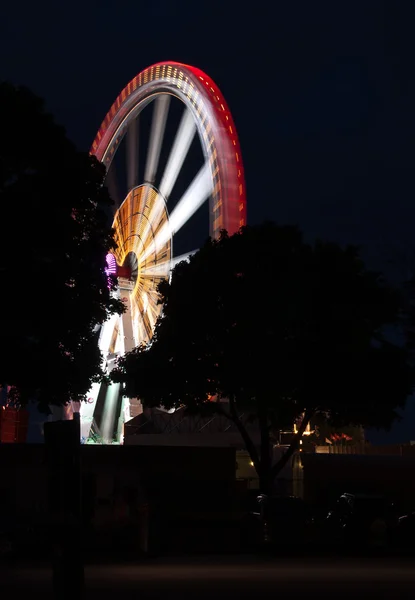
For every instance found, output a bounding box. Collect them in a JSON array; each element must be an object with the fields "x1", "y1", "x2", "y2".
[{"x1": 1, "y1": 1, "x2": 414, "y2": 442}]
